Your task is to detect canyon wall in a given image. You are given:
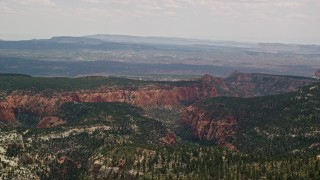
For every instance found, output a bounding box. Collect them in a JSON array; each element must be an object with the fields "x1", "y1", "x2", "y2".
[
  {"x1": 180, "y1": 105, "x2": 237, "y2": 150},
  {"x1": 1, "y1": 72, "x2": 317, "y2": 144},
  {"x1": 0, "y1": 83, "x2": 218, "y2": 123}
]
